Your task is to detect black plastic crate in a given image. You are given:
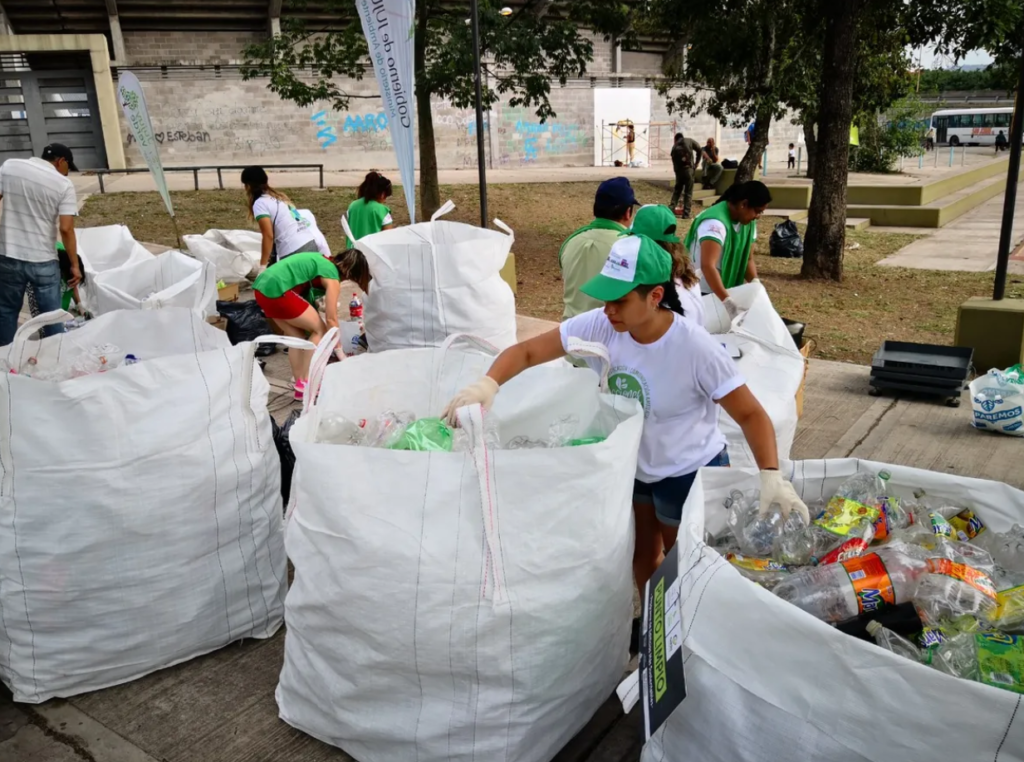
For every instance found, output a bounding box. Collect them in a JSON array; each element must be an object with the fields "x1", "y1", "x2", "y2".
[
  {"x1": 869, "y1": 376, "x2": 964, "y2": 406},
  {"x1": 870, "y1": 367, "x2": 966, "y2": 390},
  {"x1": 871, "y1": 341, "x2": 973, "y2": 382}
]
